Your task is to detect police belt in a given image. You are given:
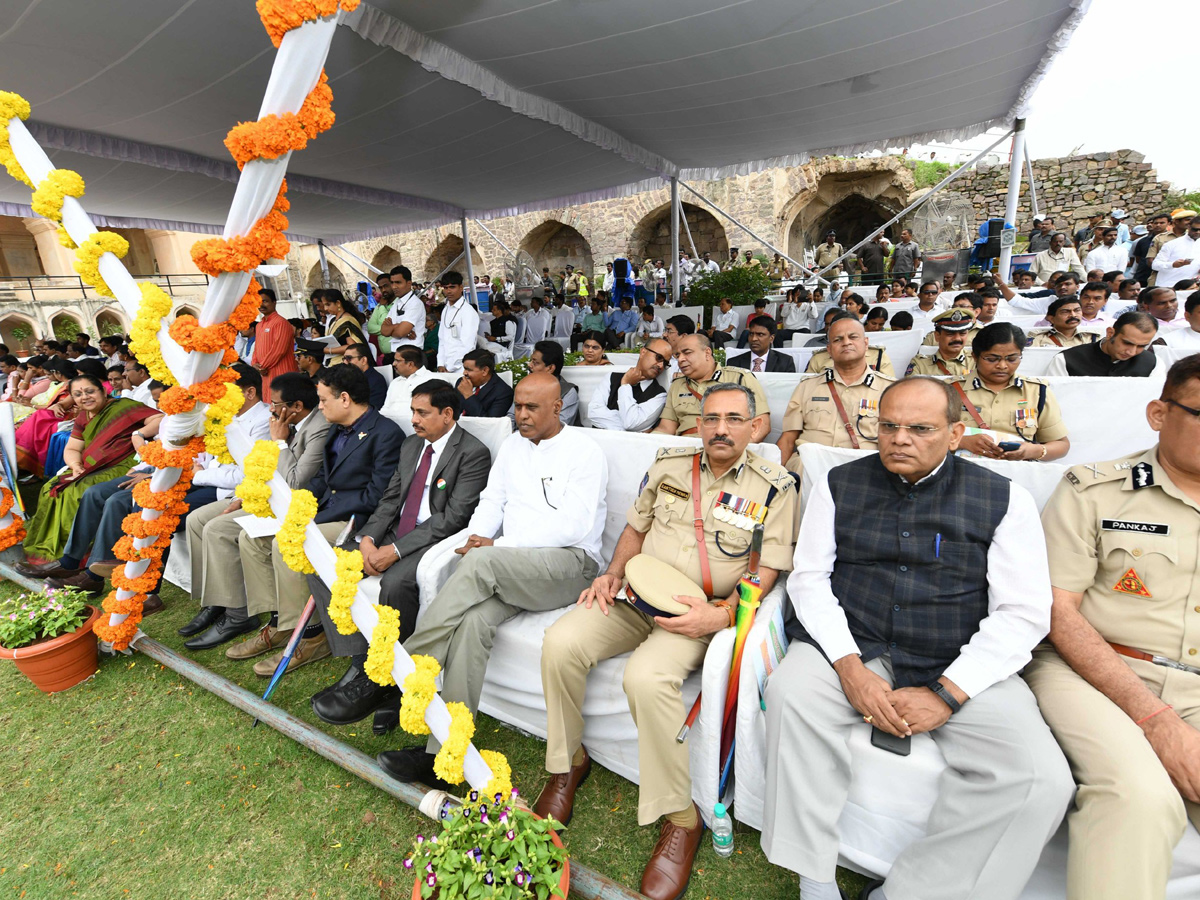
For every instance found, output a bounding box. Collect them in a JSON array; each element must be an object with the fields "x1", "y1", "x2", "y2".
[{"x1": 1109, "y1": 641, "x2": 1200, "y2": 677}]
